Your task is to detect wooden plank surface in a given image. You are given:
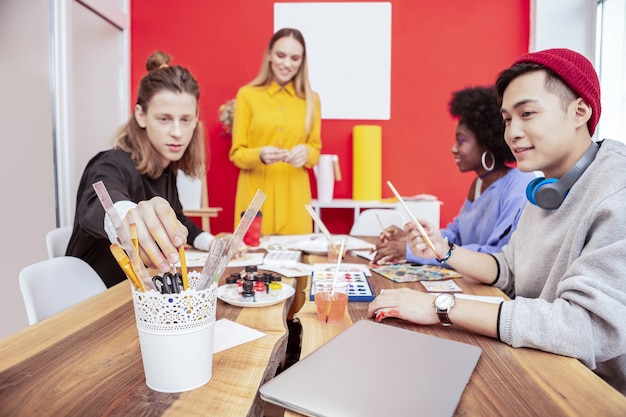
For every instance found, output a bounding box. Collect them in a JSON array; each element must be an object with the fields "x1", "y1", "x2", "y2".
[
  {"x1": 0, "y1": 269, "x2": 294, "y2": 417},
  {"x1": 282, "y1": 251, "x2": 626, "y2": 417}
]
